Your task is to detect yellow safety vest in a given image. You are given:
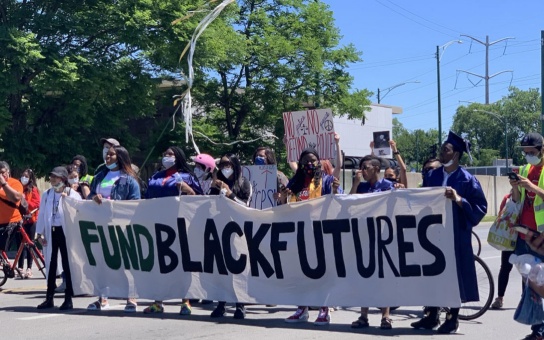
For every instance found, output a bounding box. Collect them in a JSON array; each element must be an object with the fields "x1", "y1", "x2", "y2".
[{"x1": 519, "y1": 164, "x2": 544, "y2": 232}]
